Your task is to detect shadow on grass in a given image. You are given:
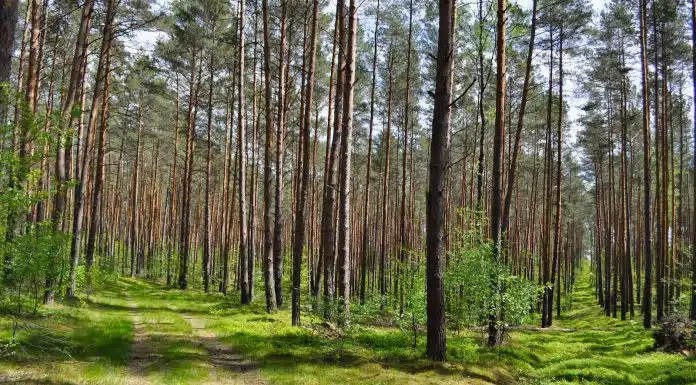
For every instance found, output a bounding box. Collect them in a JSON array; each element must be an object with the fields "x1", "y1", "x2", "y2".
[
  {"x1": 0, "y1": 379, "x2": 82, "y2": 385},
  {"x1": 2, "y1": 309, "x2": 131, "y2": 367}
]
